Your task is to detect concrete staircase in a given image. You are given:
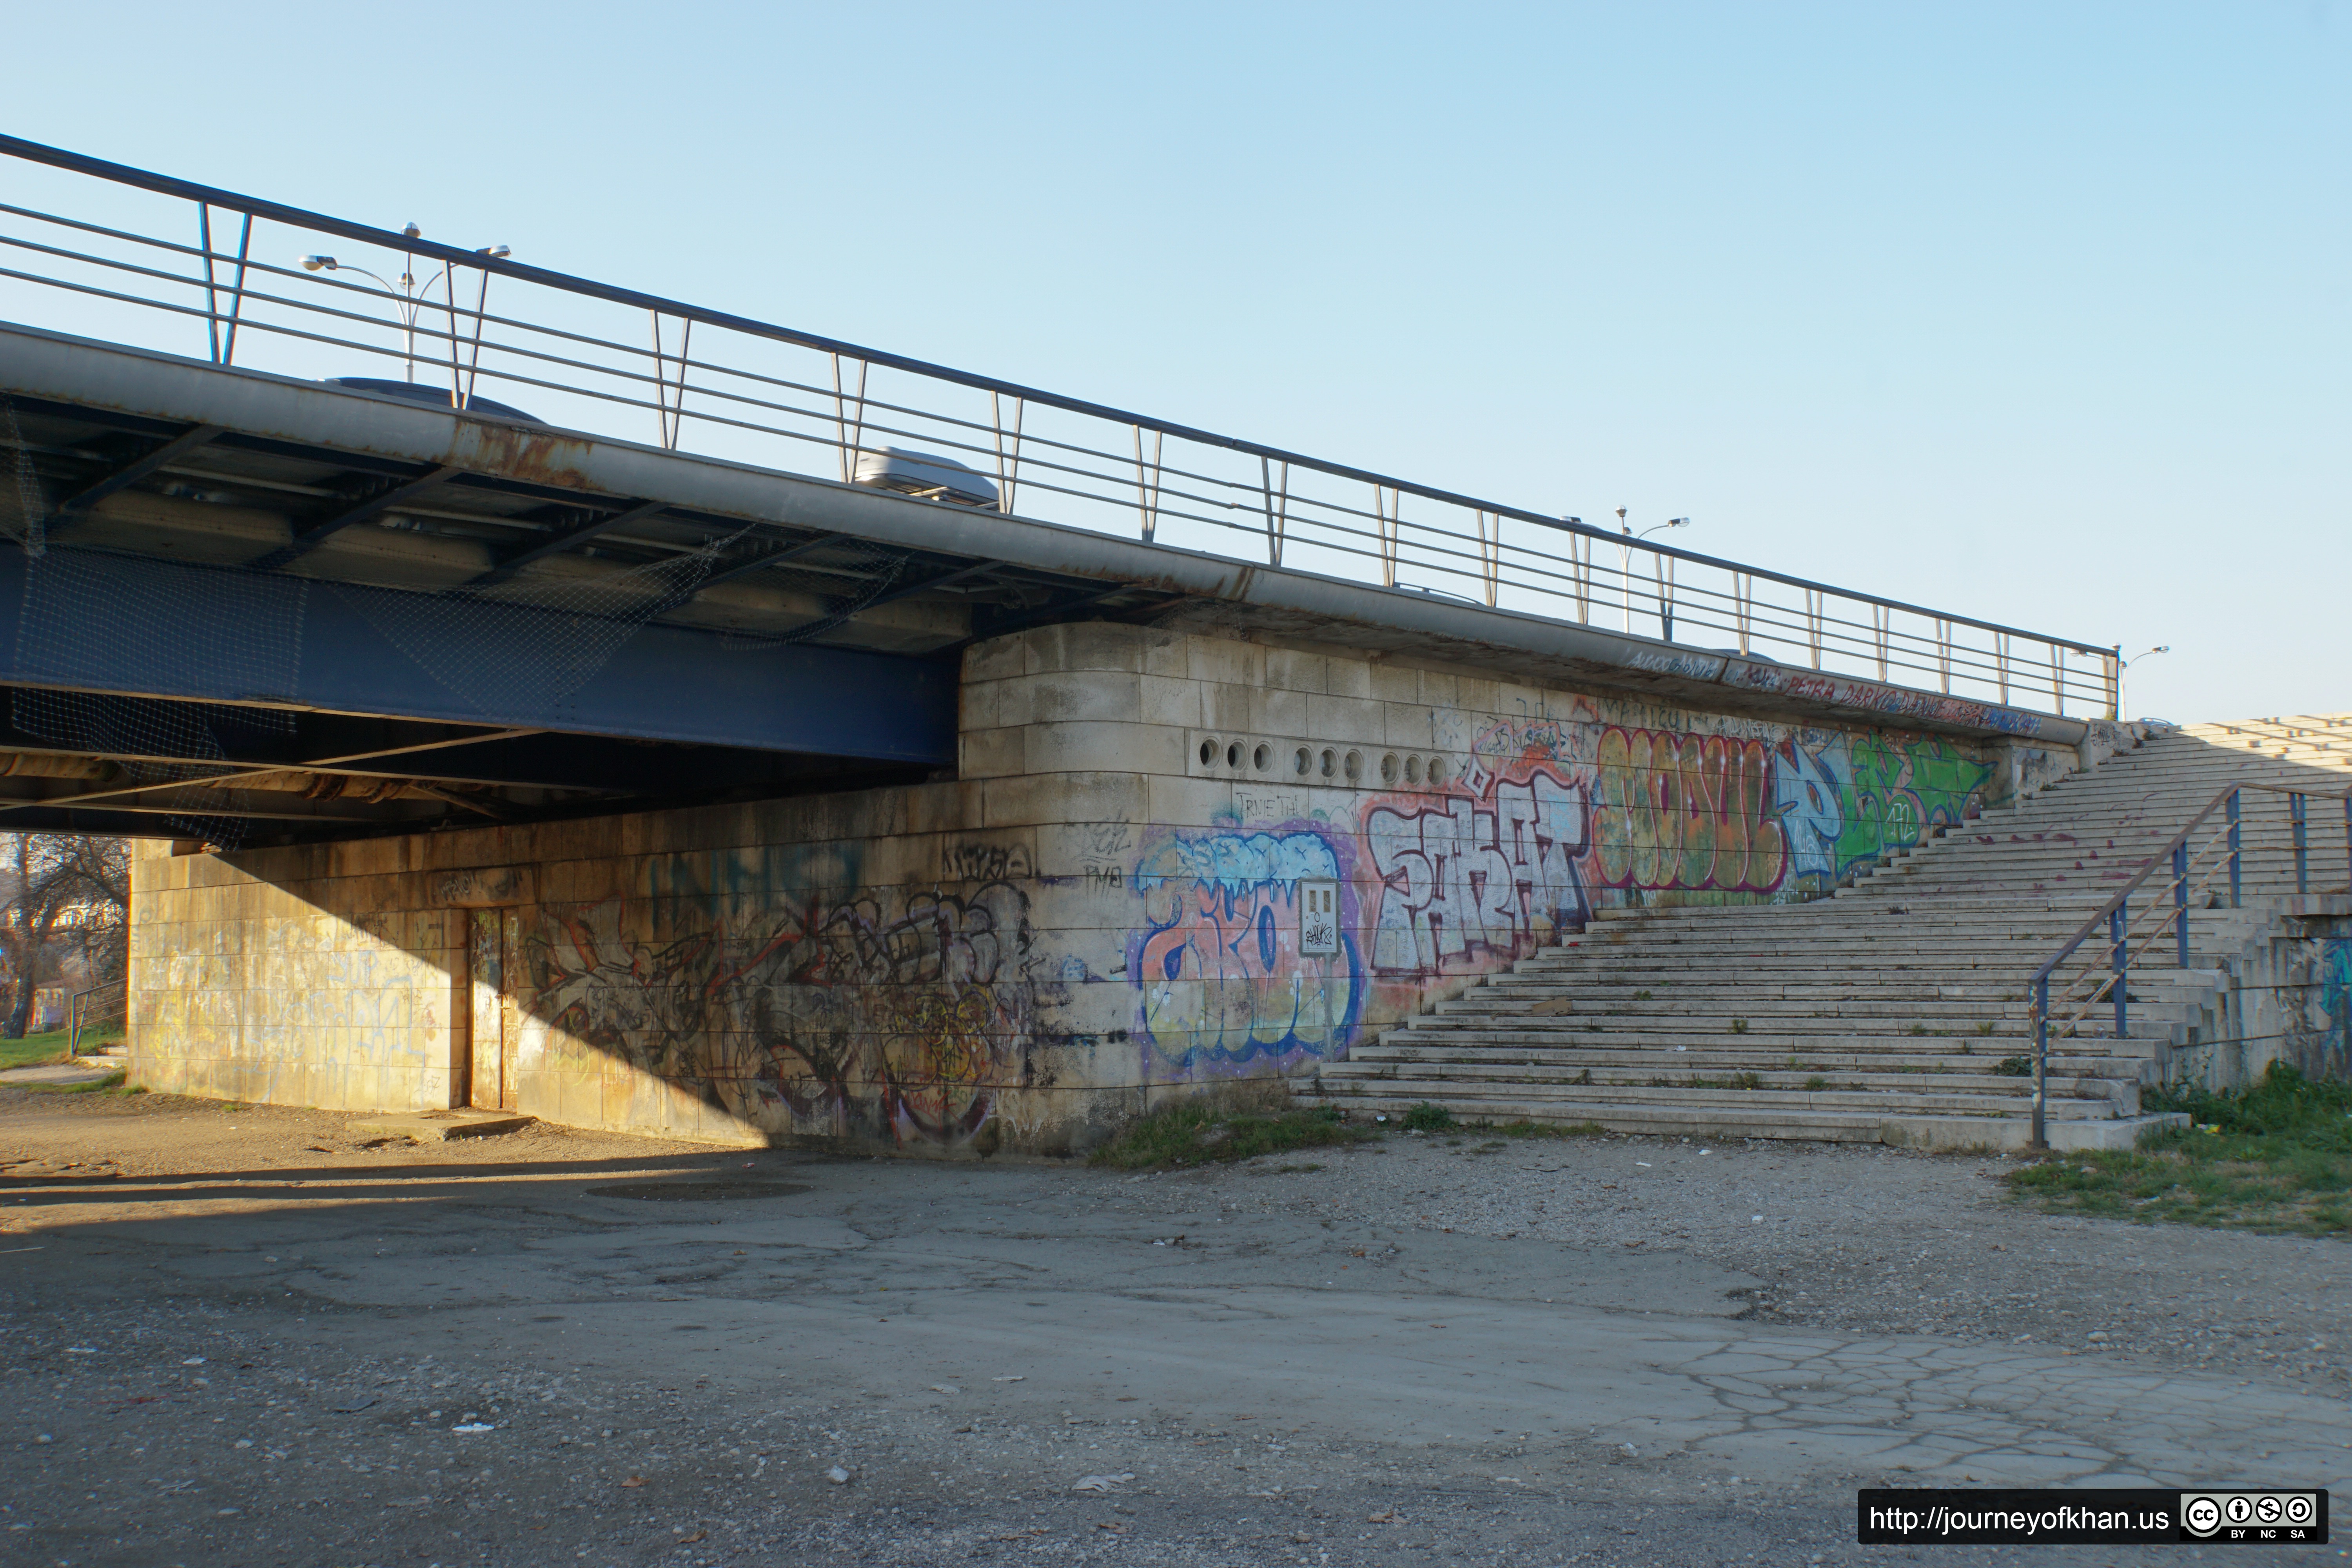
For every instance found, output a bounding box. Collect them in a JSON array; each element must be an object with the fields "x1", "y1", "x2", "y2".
[{"x1": 1308, "y1": 715, "x2": 2352, "y2": 1150}]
